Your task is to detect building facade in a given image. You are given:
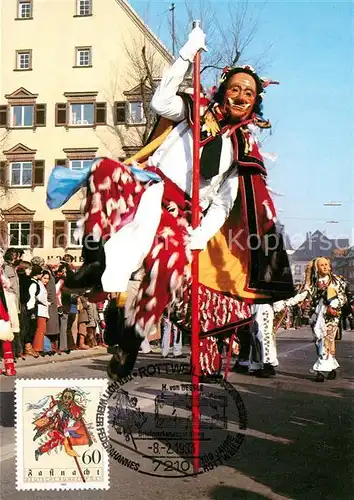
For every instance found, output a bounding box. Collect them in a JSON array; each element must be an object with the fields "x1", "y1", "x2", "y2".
[
  {"x1": 0, "y1": 0, "x2": 172, "y2": 265},
  {"x1": 289, "y1": 230, "x2": 350, "y2": 284},
  {"x1": 332, "y1": 247, "x2": 354, "y2": 289}
]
